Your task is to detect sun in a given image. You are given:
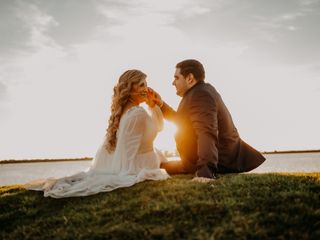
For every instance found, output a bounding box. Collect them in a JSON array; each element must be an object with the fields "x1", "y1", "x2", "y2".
[{"x1": 155, "y1": 121, "x2": 177, "y2": 153}]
